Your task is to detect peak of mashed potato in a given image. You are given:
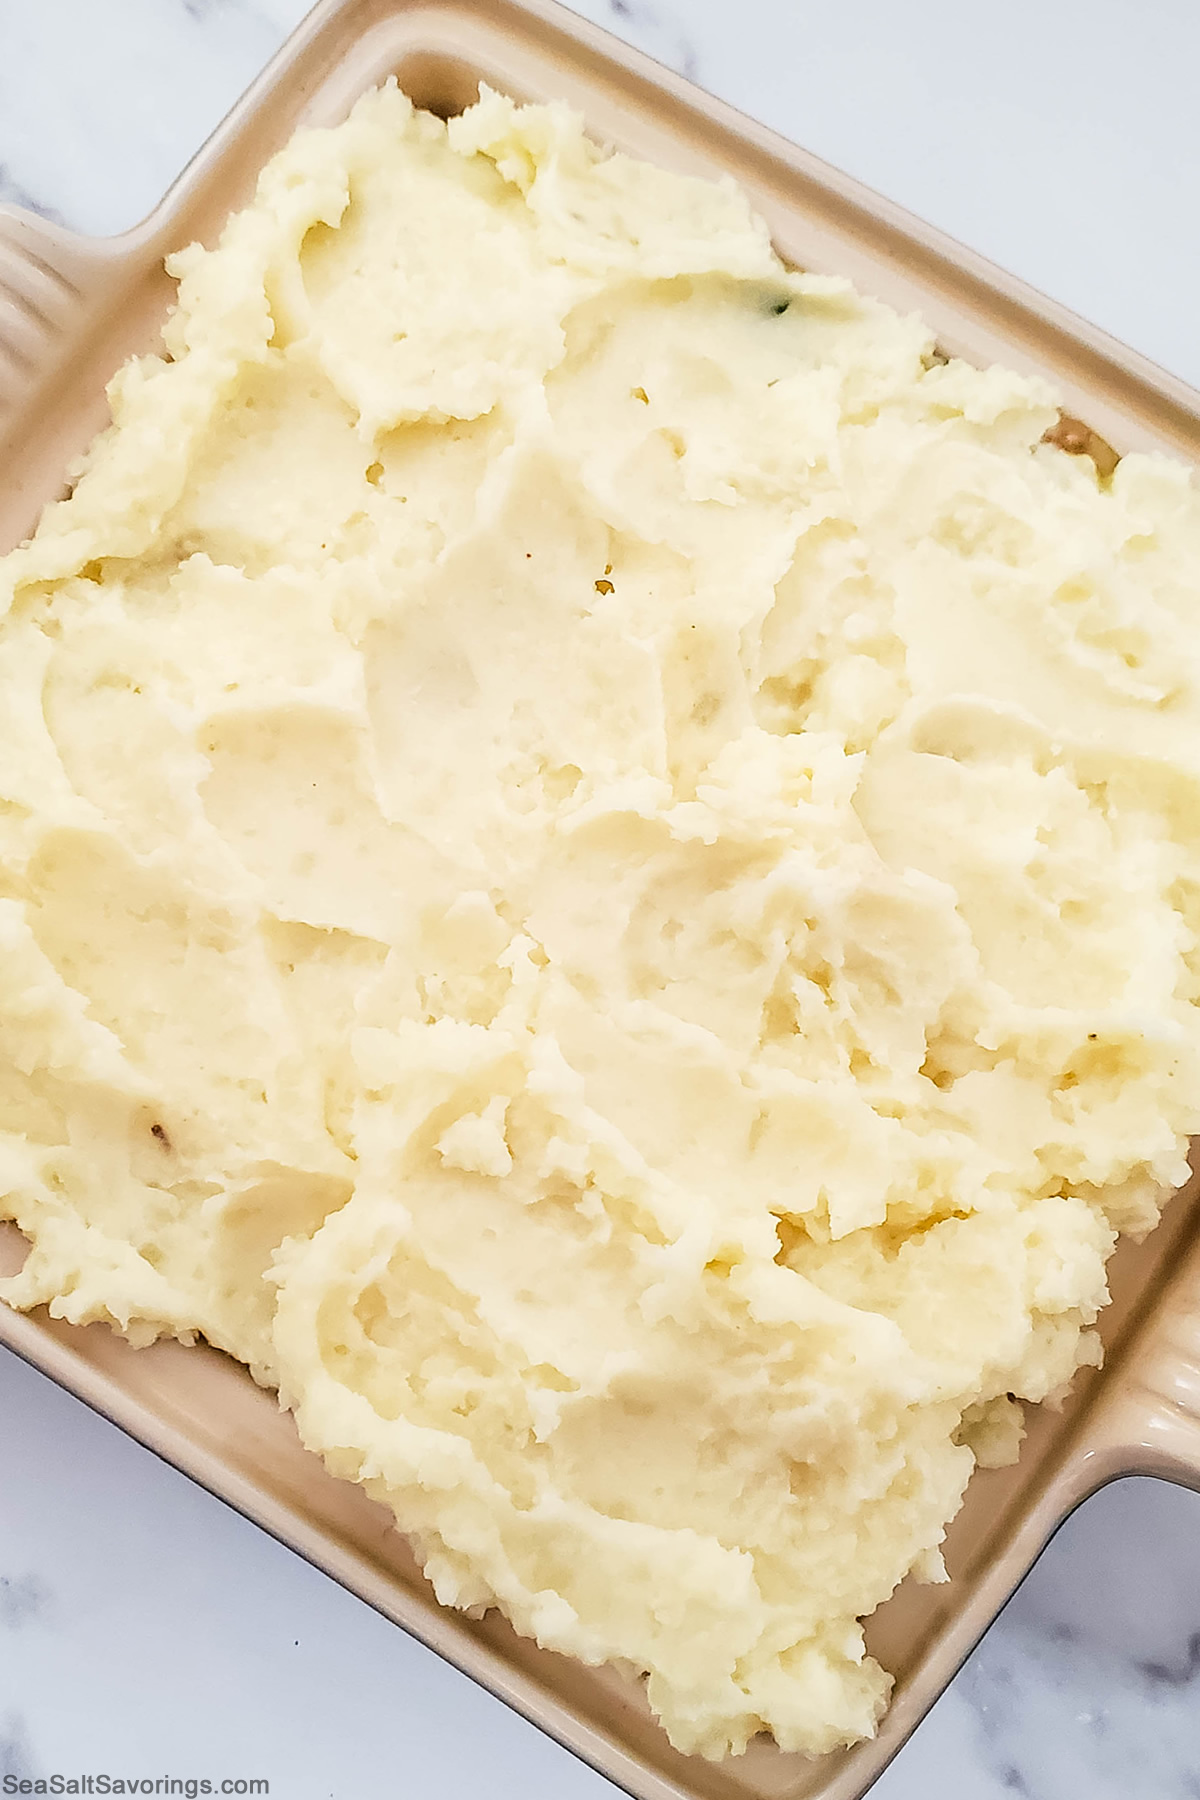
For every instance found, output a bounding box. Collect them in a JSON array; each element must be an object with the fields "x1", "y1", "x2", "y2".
[{"x1": 3, "y1": 82, "x2": 1200, "y2": 1760}]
